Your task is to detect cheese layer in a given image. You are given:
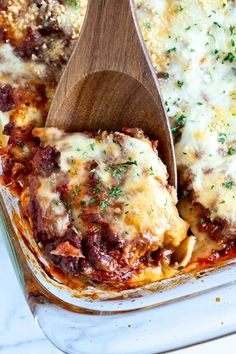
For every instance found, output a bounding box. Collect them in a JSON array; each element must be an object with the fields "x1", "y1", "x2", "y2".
[
  {"x1": 26, "y1": 127, "x2": 189, "y2": 285},
  {"x1": 136, "y1": 0, "x2": 236, "y2": 225}
]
